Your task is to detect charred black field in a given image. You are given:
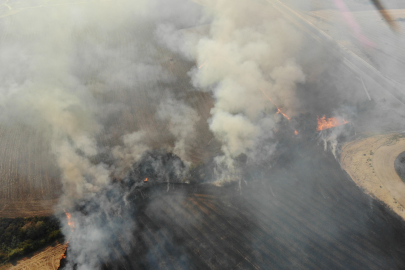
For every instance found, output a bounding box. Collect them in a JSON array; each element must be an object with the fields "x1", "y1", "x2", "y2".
[{"x1": 61, "y1": 131, "x2": 405, "y2": 270}]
